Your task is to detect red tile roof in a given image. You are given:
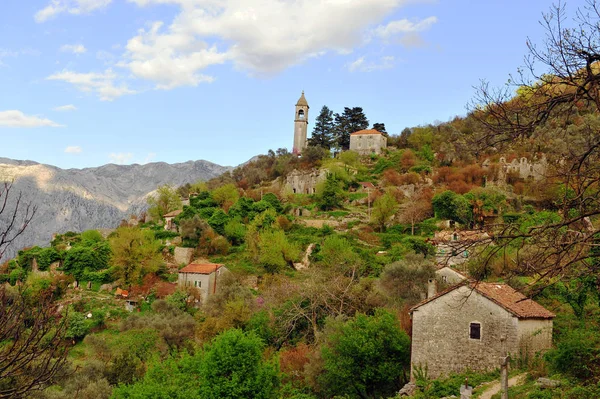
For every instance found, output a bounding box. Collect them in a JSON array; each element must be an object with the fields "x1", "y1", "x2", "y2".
[
  {"x1": 411, "y1": 281, "x2": 555, "y2": 319},
  {"x1": 358, "y1": 182, "x2": 376, "y2": 189},
  {"x1": 163, "y1": 210, "x2": 183, "y2": 218},
  {"x1": 179, "y1": 263, "x2": 224, "y2": 274},
  {"x1": 350, "y1": 129, "x2": 384, "y2": 136}
]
